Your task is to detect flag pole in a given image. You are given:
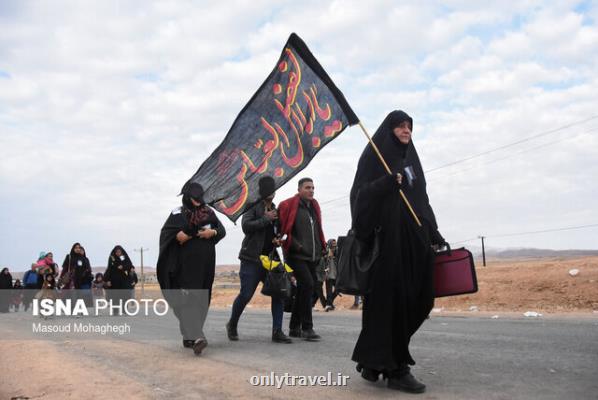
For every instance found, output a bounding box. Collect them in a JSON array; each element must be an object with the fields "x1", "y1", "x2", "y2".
[{"x1": 357, "y1": 121, "x2": 422, "y2": 227}]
